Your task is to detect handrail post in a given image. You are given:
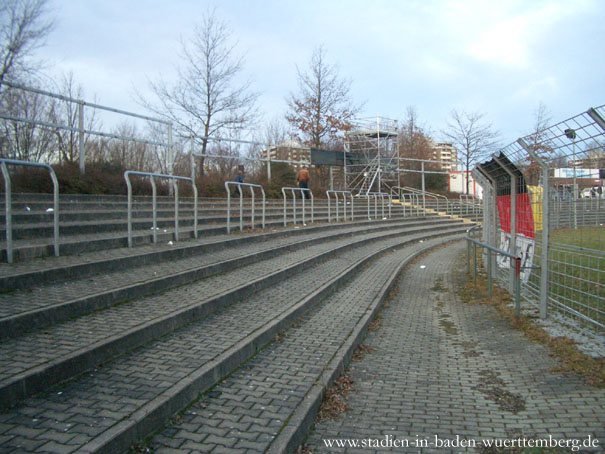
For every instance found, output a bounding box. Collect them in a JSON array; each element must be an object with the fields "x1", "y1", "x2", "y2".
[
  {"x1": 282, "y1": 188, "x2": 287, "y2": 227},
  {"x1": 301, "y1": 189, "x2": 305, "y2": 225},
  {"x1": 466, "y1": 237, "x2": 471, "y2": 274},
  {"x1": 173, "y1": 180, "x2": 179, "y2": 241},
  {"x1": 349, "y1": 192, "x2": 355, "y2": 221},
  {"x1": 335, "y1": 192, "x2": 339, "y2": 222},
  {"x1": 126, "y1": 173, "x2": 133, "y2": 247},
  {"x1": 1, "y1": 159, "x2": 61, "y2": 261},
  {"x1": 1, "y1": 162, "x2": 12, "y2": 263},
  {"x1": 261, "y1": 186, "x2": 266, "y2": 229},
  {"x1": 487, "y1": 248, "x2": 492, "y2": 298},
  {"x1": 192, "y1": 181, "x2": 198, "y2": 239},
  {"x1": 342, "y1": 192, "x2": 346, "y2": 221},
  {"x1": 292, "y1": 189, "x2": 297, "y2": 225},
  {"x1": 151, "y1": 176, "x2": 157, "y2": 244},
  {"x1": 388, "y1": 194, "x2": 392, "y2": 218},
  {"x1": 239, "y1": 184, "x2": 243, "y2": 232},
  {"x1": 50, "y1": 170, "x2": 59, "y2": 257},
  {"x1": 310, "y1": 191, "x2": 314, "y2": 223},
  {"x1": 374, "y1": 194, "x2": 378, "y2": 219},
  {"x1": 515, "y1": 257, "x2": 521, "y2": 317},
  {"x1": 473, "y1": 242, "x2": 477, "y2": 282},
  {"x1": 226, "y1": 182, "x2": 231, "y2": 233},
  {"x1": 327, "y1": 191, "x2": 332, "y2": 223},
  {"x1": 250, "y1": 186, "x2": 255, "y2": 230}
]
